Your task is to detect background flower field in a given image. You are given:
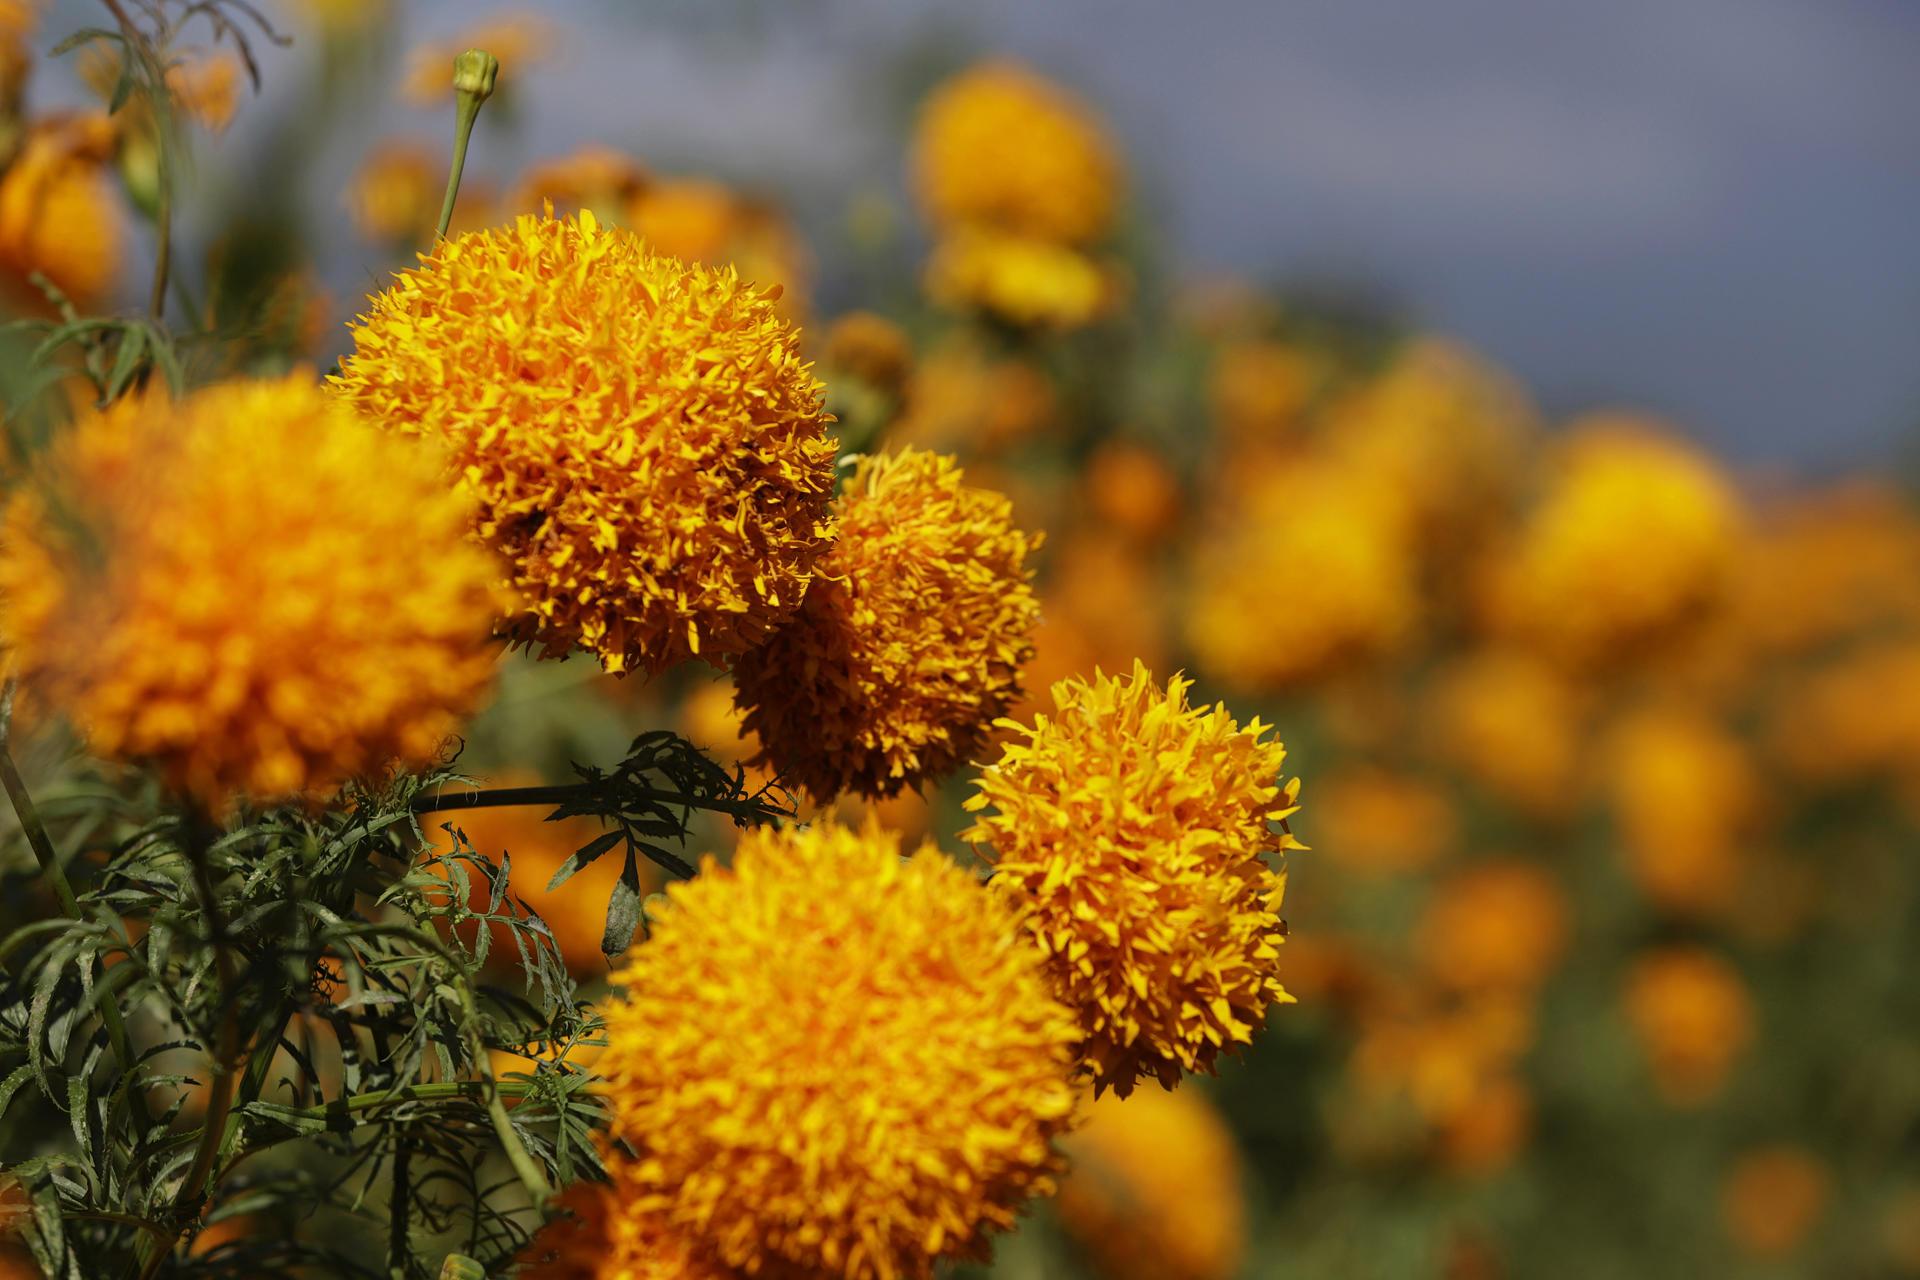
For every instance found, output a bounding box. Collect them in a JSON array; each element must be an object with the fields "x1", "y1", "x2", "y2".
[{"x1": 1, "y1": 3, "x2": 1917, "y2": 1278}]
